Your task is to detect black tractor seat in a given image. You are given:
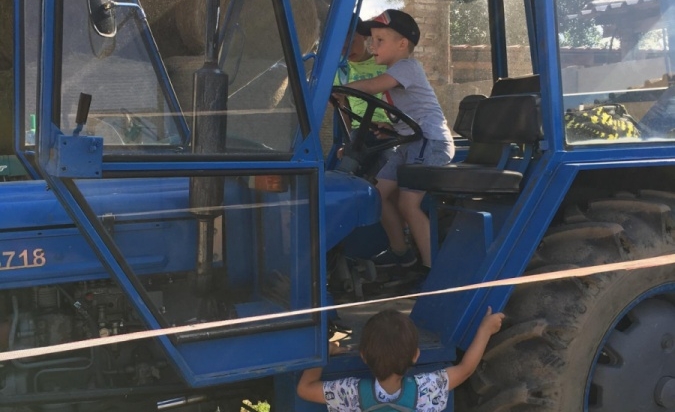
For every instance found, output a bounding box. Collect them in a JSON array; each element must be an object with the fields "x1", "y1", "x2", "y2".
[
  {"x1": 399, "y1": 163, "x2": 524, "y2": 194},
  {"x1": 398, "y1": 93, "x2": 542, "y2": 194}
]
